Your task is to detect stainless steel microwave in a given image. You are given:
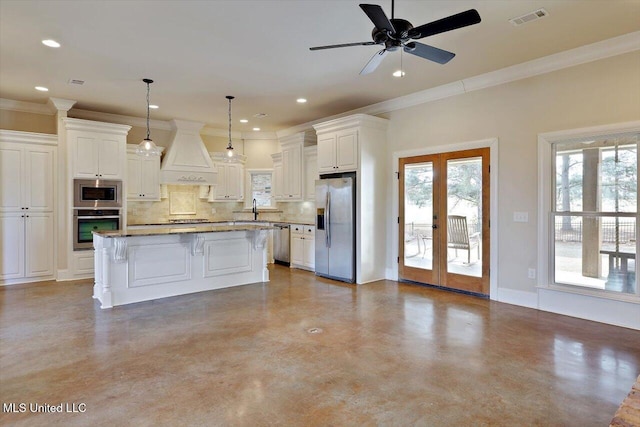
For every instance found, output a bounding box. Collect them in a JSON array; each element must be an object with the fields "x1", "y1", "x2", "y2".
[{"x1": 73, "y1": 179, "x2": 122, "y2": 208}]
